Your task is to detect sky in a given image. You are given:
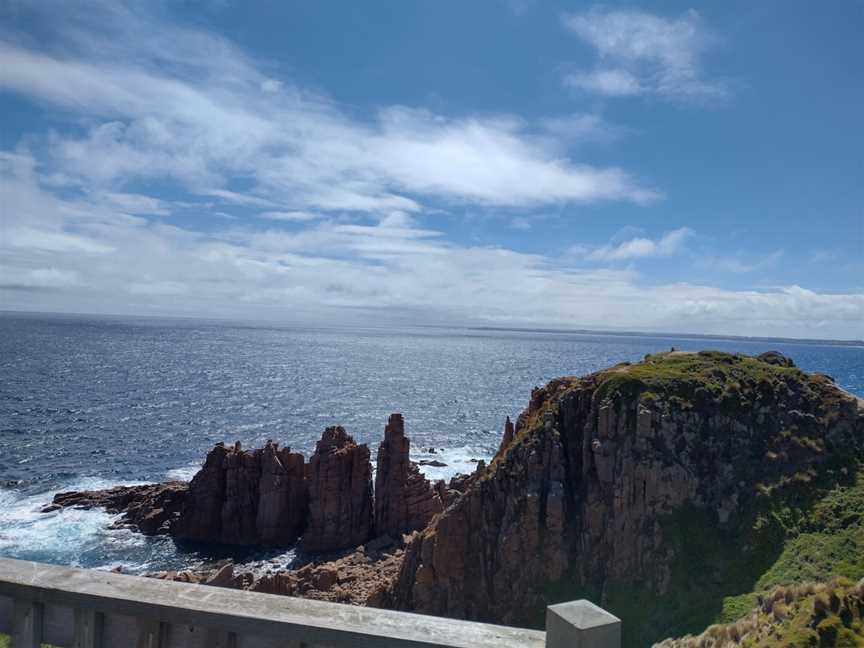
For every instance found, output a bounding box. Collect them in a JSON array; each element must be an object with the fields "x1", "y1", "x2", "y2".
[{"x1": 0, "y1": 1, "x2": 862, "y2": 339}]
